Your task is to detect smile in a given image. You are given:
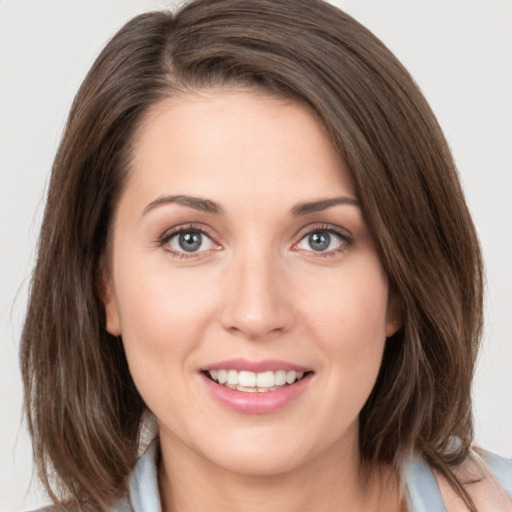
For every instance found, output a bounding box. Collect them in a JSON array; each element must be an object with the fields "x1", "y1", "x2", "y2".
[{"x1": 205, "y1": 369, "x2": 307, "y2": 393}]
